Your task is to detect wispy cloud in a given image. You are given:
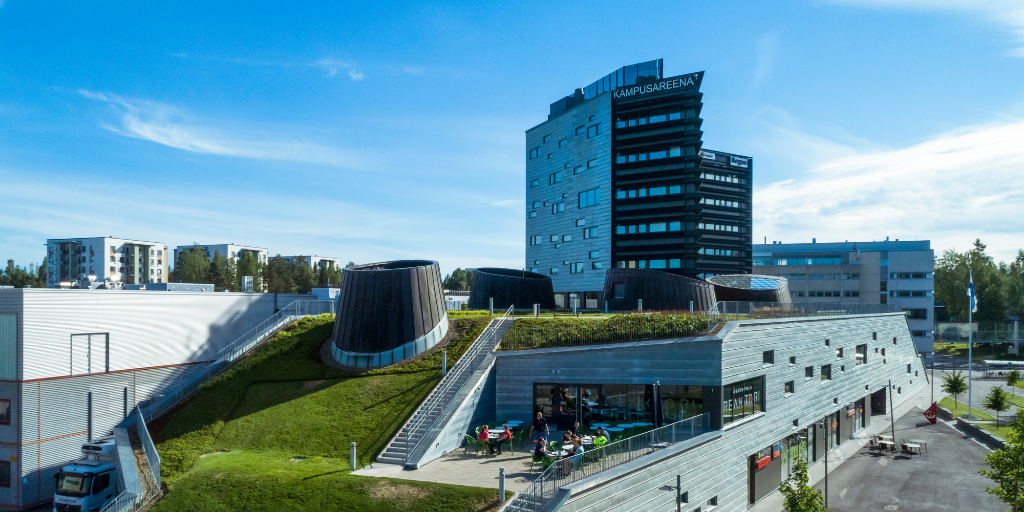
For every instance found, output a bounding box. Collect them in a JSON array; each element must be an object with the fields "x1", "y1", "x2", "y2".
[
  {"x1": 750, "y1": 33, "x2": 780, "y2": 93},
  {"x1": 754, "y1": 120, "x2": 1024, "y2": 261},
  {"x1": 310, "y1": 58, "x2": 365, "y2": 80},
  {"x1": 78, "y1": 90, "x2": 364, "y2": 168},
  {"x1": 491, "y1": 199, "x2": 521, "y2": 207},
  {"x1": 835, "y1": 0, "x2": 1024, "y2": 56}
]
